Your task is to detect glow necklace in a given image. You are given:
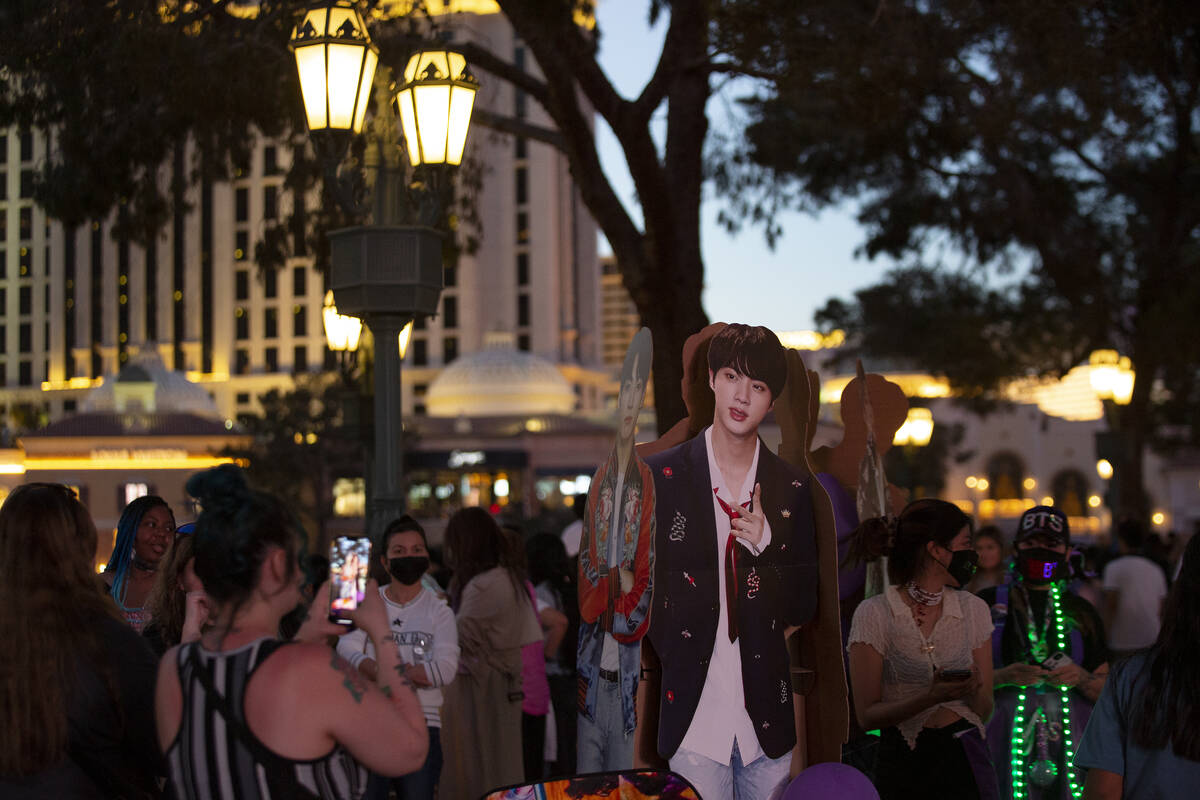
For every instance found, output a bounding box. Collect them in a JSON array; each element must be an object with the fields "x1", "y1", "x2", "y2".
[{"x1": 1009, "y1": 582, "x2": 1083, "y2": 800}]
